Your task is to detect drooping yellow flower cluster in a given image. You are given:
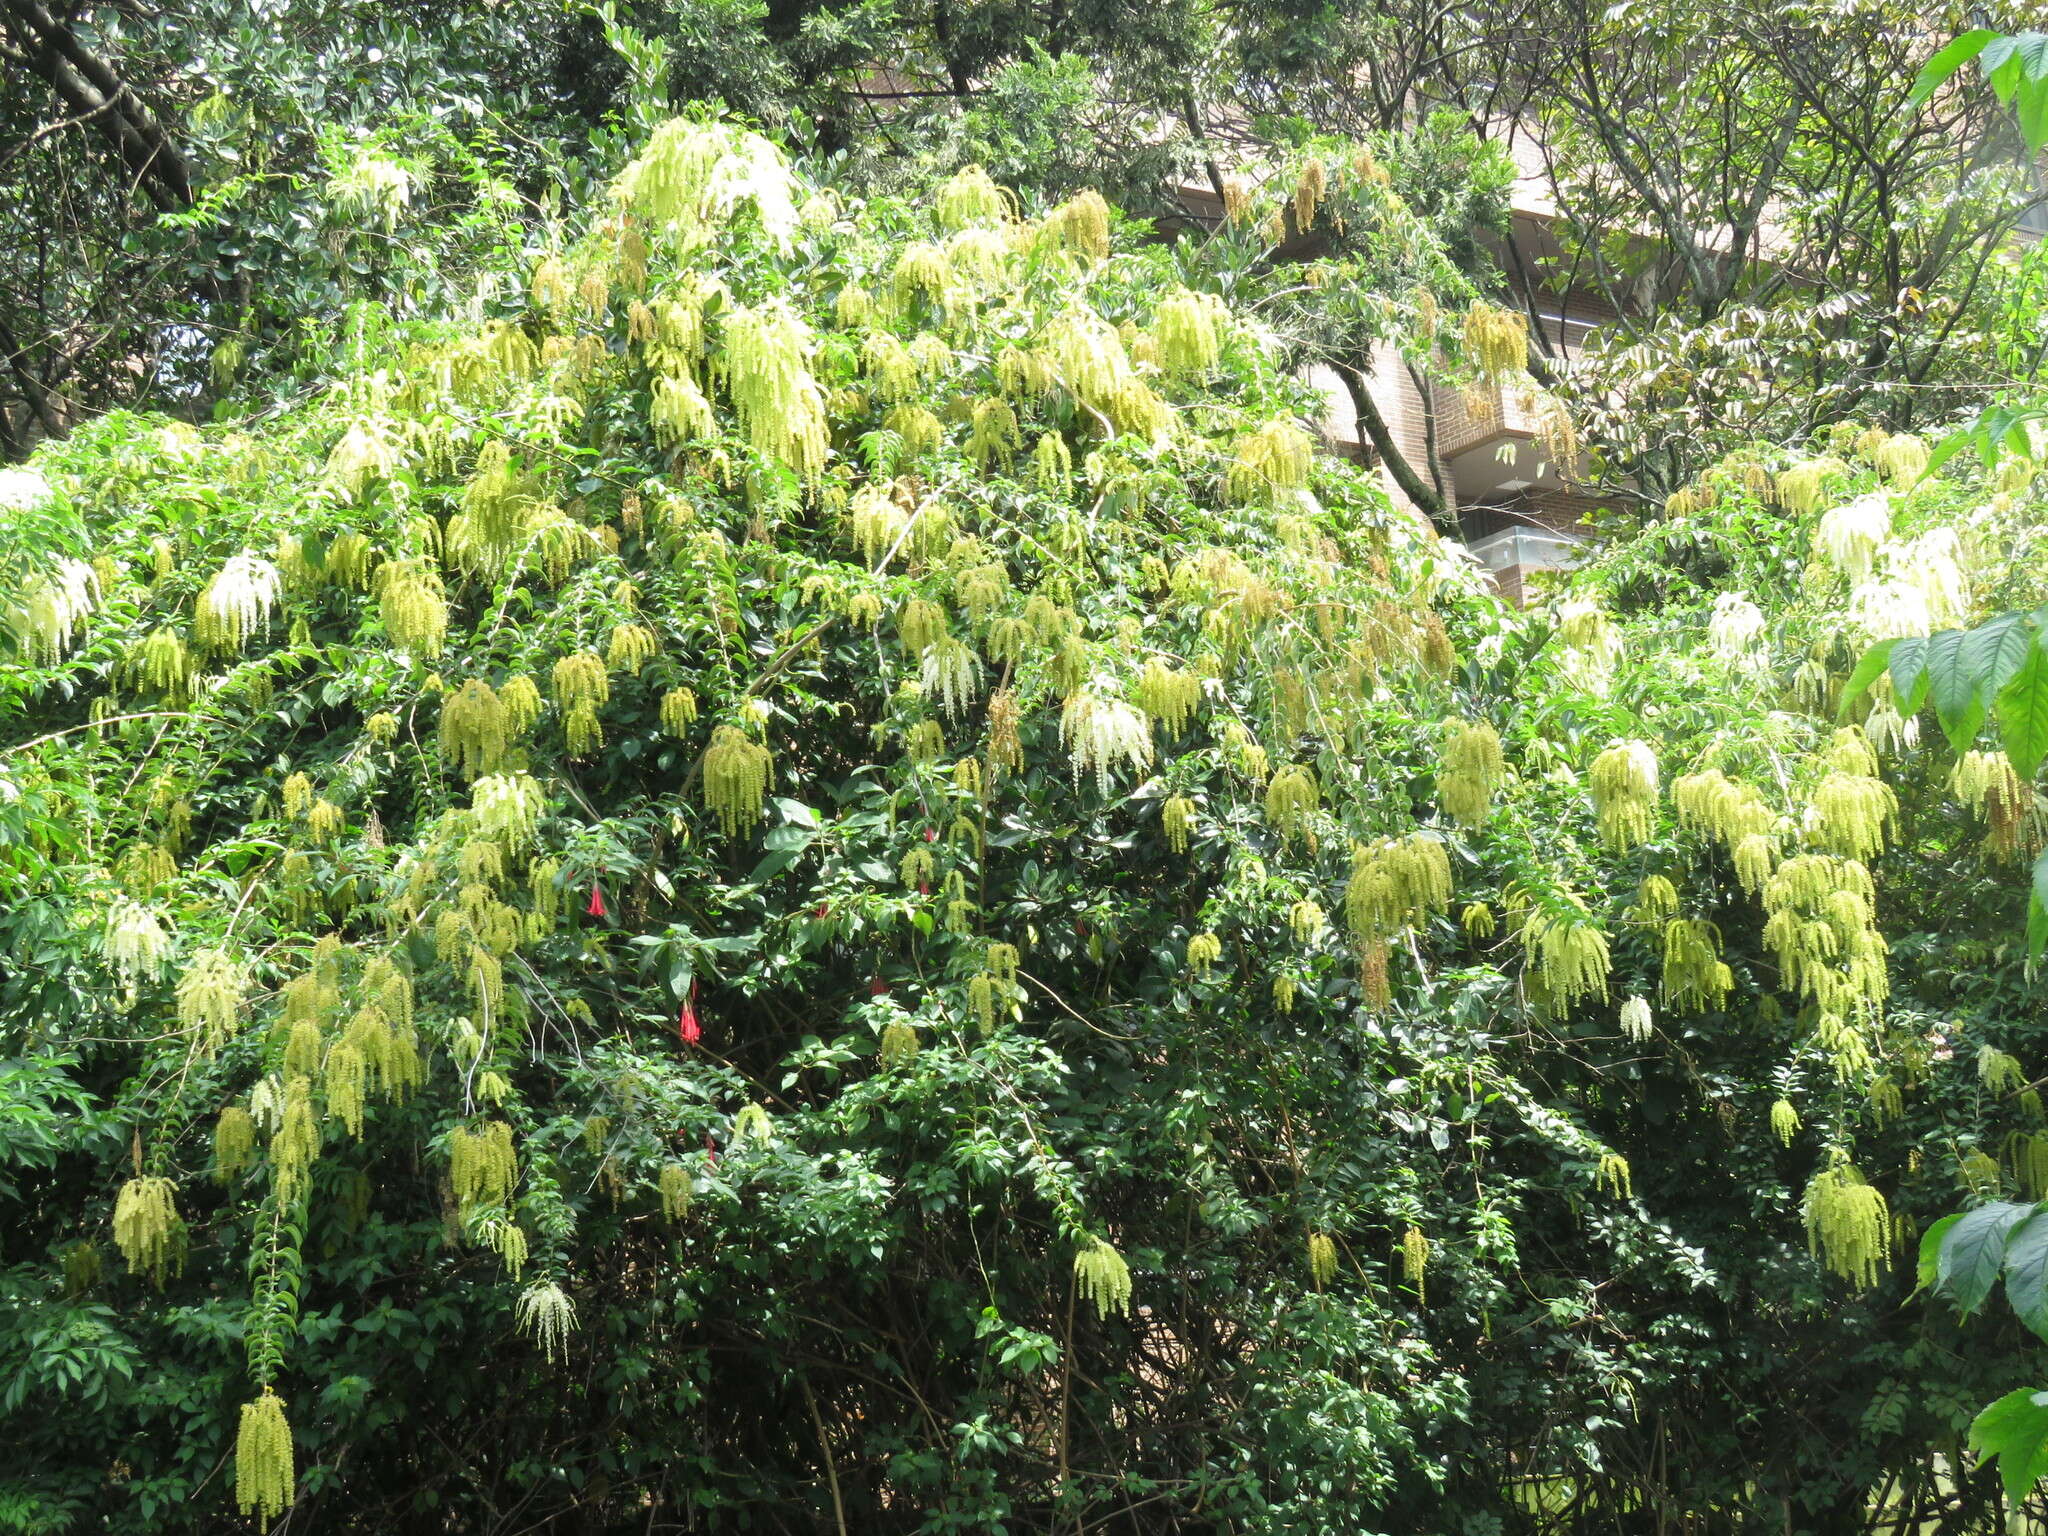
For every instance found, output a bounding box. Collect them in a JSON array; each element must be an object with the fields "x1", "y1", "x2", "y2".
[
  {"x1": 1224, "y1": 420, "x2": 1314, "y2": 504},
  {"x1": 1659, "y1": 918, "x2": 1732, "y2": 1012},
  {"x1": 1073, "y1": 1237, "x2": 1132, "y2": 1318},
  {"x1": 1802, "y1": 1160, "x2": 1890, "y2": 1291},
  {"x1": 704, "y1": 725, "x2": 773, "y2": 836},
  {"x1": 440, "y1": 679, "x2": 510, "y2": 779},
  {"x1": 1400, "y1": 1225, "x2": 1430, "y2": 1304},
  {"x1": 1761, "y1": 854, "x2": 1888, "y2": 1076},
  {"x1": 1343, "y1": 834, "x2": 1452, "y2": 947},
  {"x1": 1518, "y1": 893, "x2": 1612, "y2": 1013},
  {"x1": 235, "y1": 1390, "x2": 295, "y2": 1520},
  {"x1": 450, "y1": 1121, "x2": 518, "y2": 1217},
  {"x1": 1307, "y1": 1231, "x2": 1338, "y2": 1290},
  {"x1": 1589, "y1": 740, "x2": 1659, "y2": 852},
  {"x1": 112, "y1": 1175, "x2": 184, "y2": 1286},
  {"x1": 1437, "y1": 720, "x2": 1504, "y2": 830},
  {"x1": 1263, "y1": 765, "x2": 1319, "y2": 850}
]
